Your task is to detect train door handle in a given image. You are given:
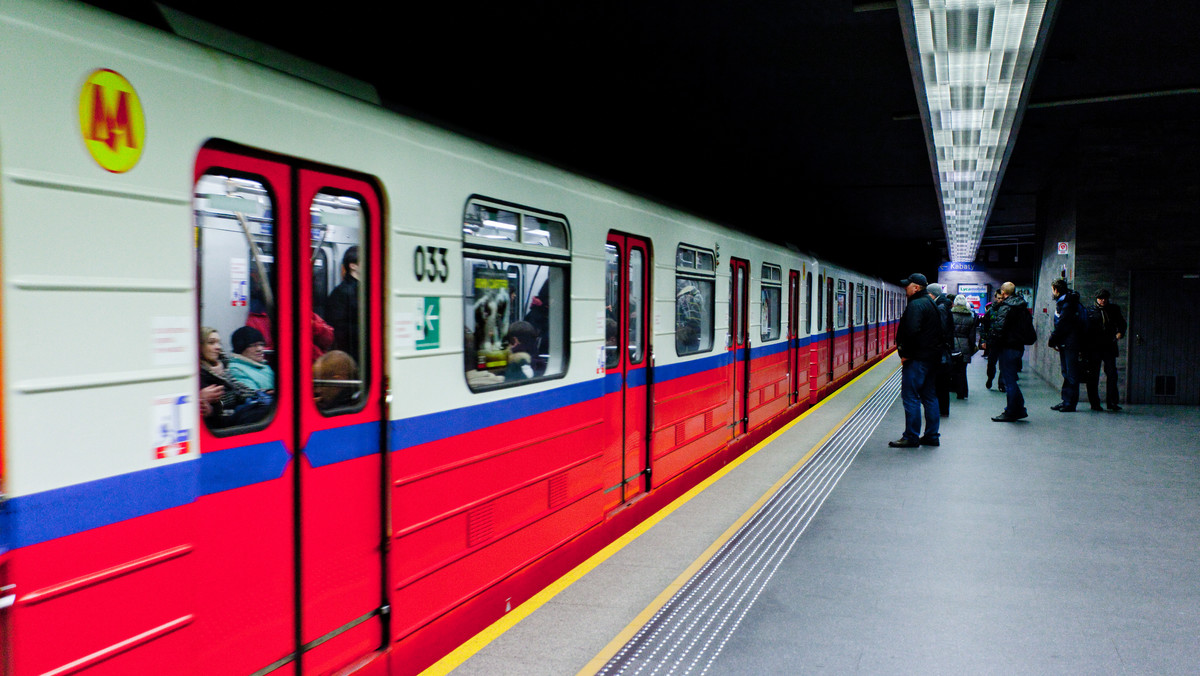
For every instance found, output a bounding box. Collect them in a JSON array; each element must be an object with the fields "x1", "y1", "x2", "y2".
[
  {"x1": 0, "y1": 584, "x2": 15, "y2": 610},
  {"x1": 1135, "y1": 333, "x2": 1144, "y2": 346}
]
